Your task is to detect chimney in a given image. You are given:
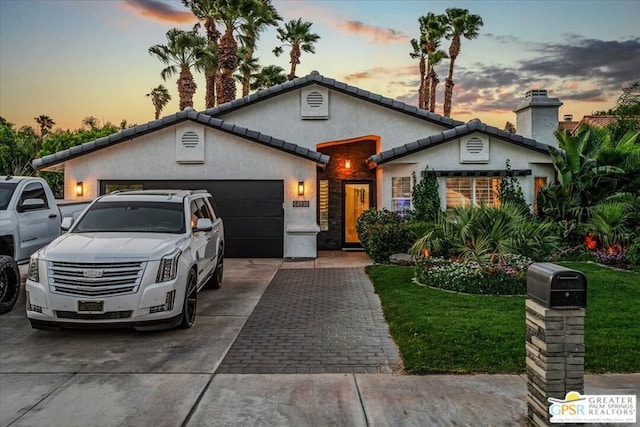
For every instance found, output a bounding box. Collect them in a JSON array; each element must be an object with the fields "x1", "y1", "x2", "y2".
[{"x1": 514, "y1": 90, "x2": 563, "y2": 147}]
